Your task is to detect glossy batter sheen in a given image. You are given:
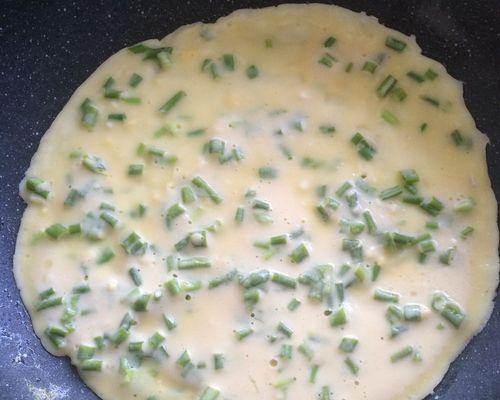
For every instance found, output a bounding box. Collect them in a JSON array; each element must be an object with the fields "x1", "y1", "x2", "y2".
[{"x1": 14, "y1": 4, "x2": 498, "y2": 400}]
